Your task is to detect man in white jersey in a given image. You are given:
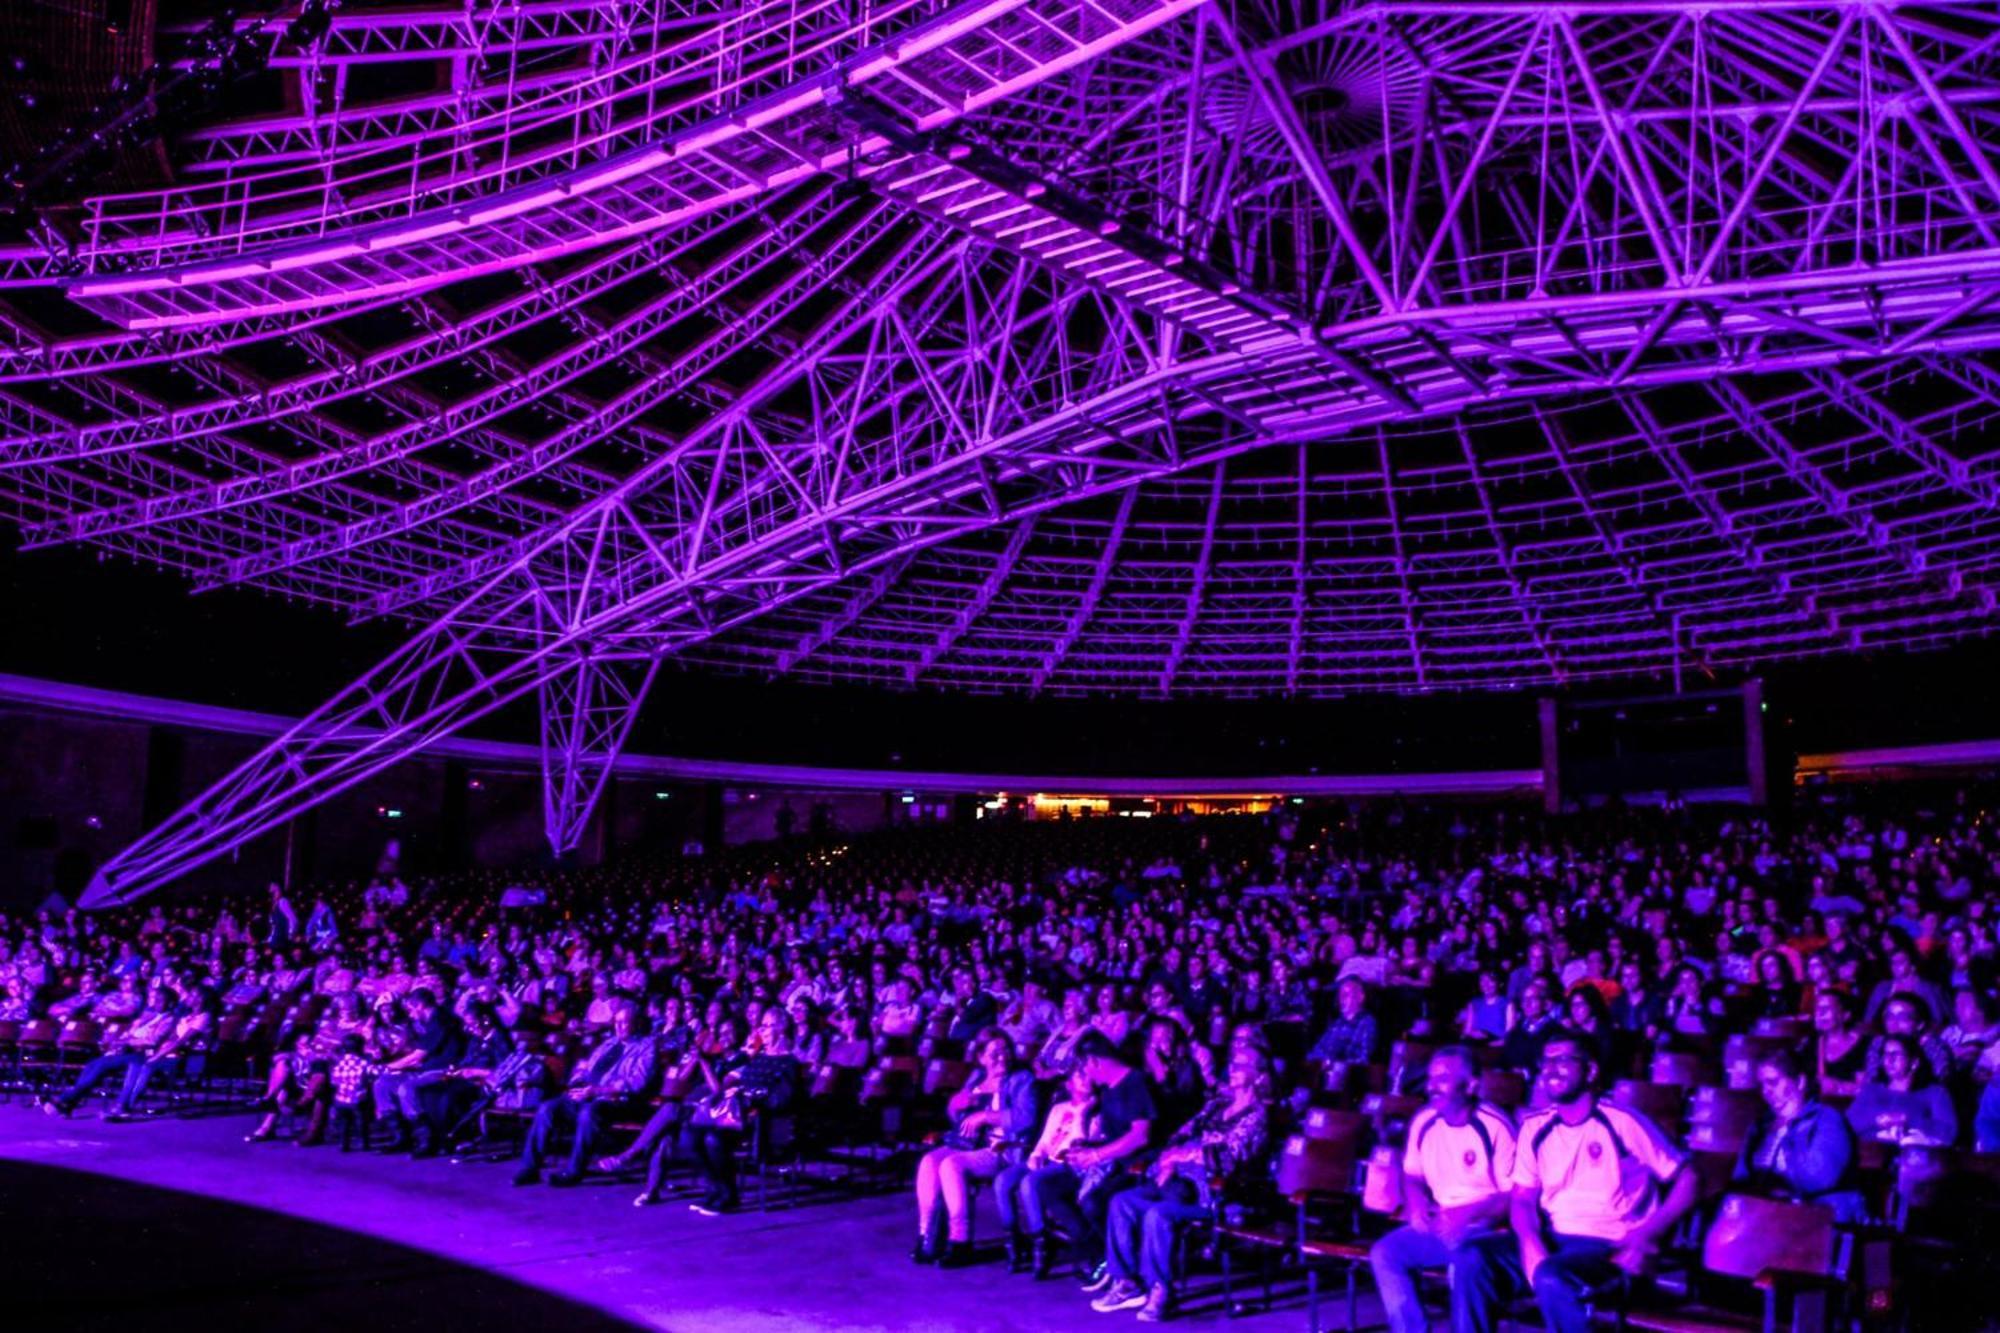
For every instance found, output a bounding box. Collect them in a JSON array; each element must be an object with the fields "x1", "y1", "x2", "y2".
[
  {"x1": 1456, "y1": 1030, "x2": 1697, "y2": 1333},
  {"x1": 1368, "y1": 1046, "x2": 1517, "y2": 1333}
]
